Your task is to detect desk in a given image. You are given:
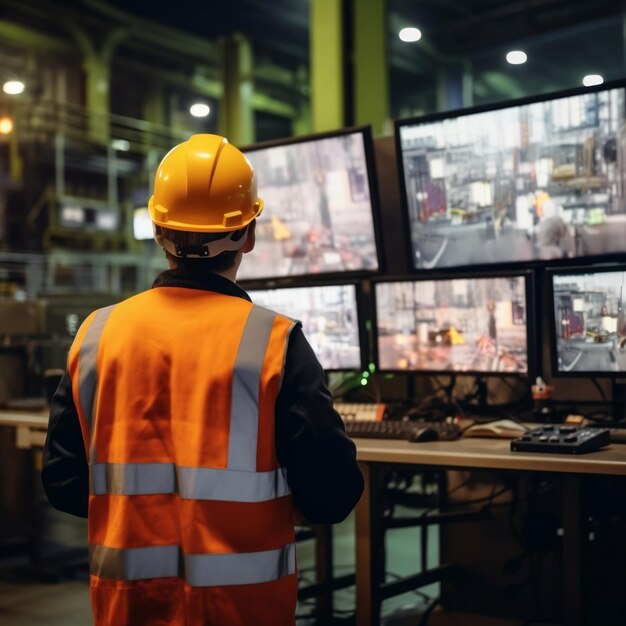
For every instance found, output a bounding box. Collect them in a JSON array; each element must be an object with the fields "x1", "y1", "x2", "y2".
[
  {"x1": 0, "y1": 410, "x2": 49, "y2": 449},
  {"x1": 0, "y1": 409, "x2": 51, "y2": 575},
  {"x1": 354, "y1": 438, "x2": 626, "y2": 626}
]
